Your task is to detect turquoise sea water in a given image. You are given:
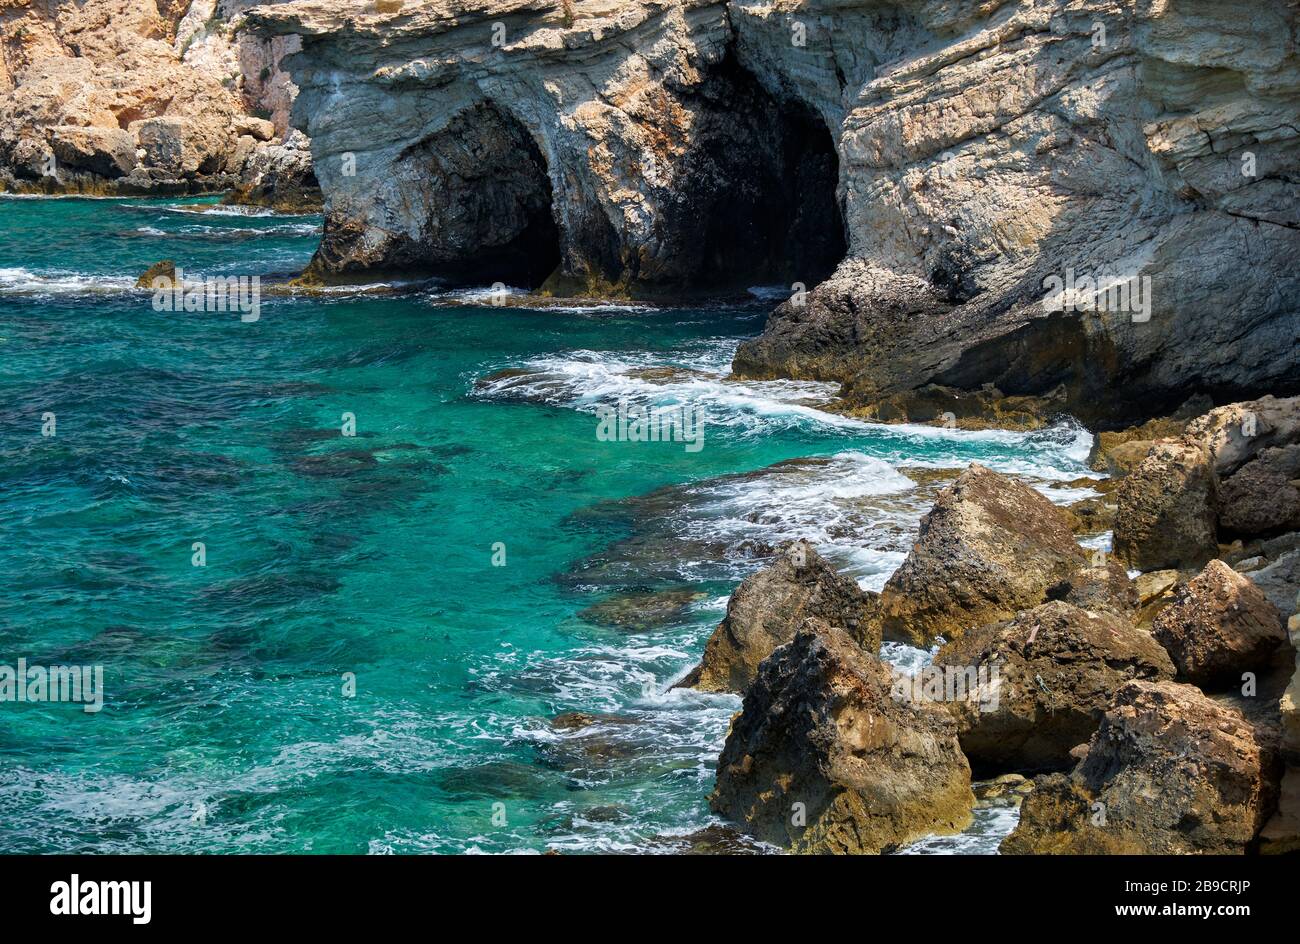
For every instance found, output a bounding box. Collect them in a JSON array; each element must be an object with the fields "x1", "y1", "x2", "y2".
[{"x1": 0, "y1": 195, "x2": 1097, "y2": 853}]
